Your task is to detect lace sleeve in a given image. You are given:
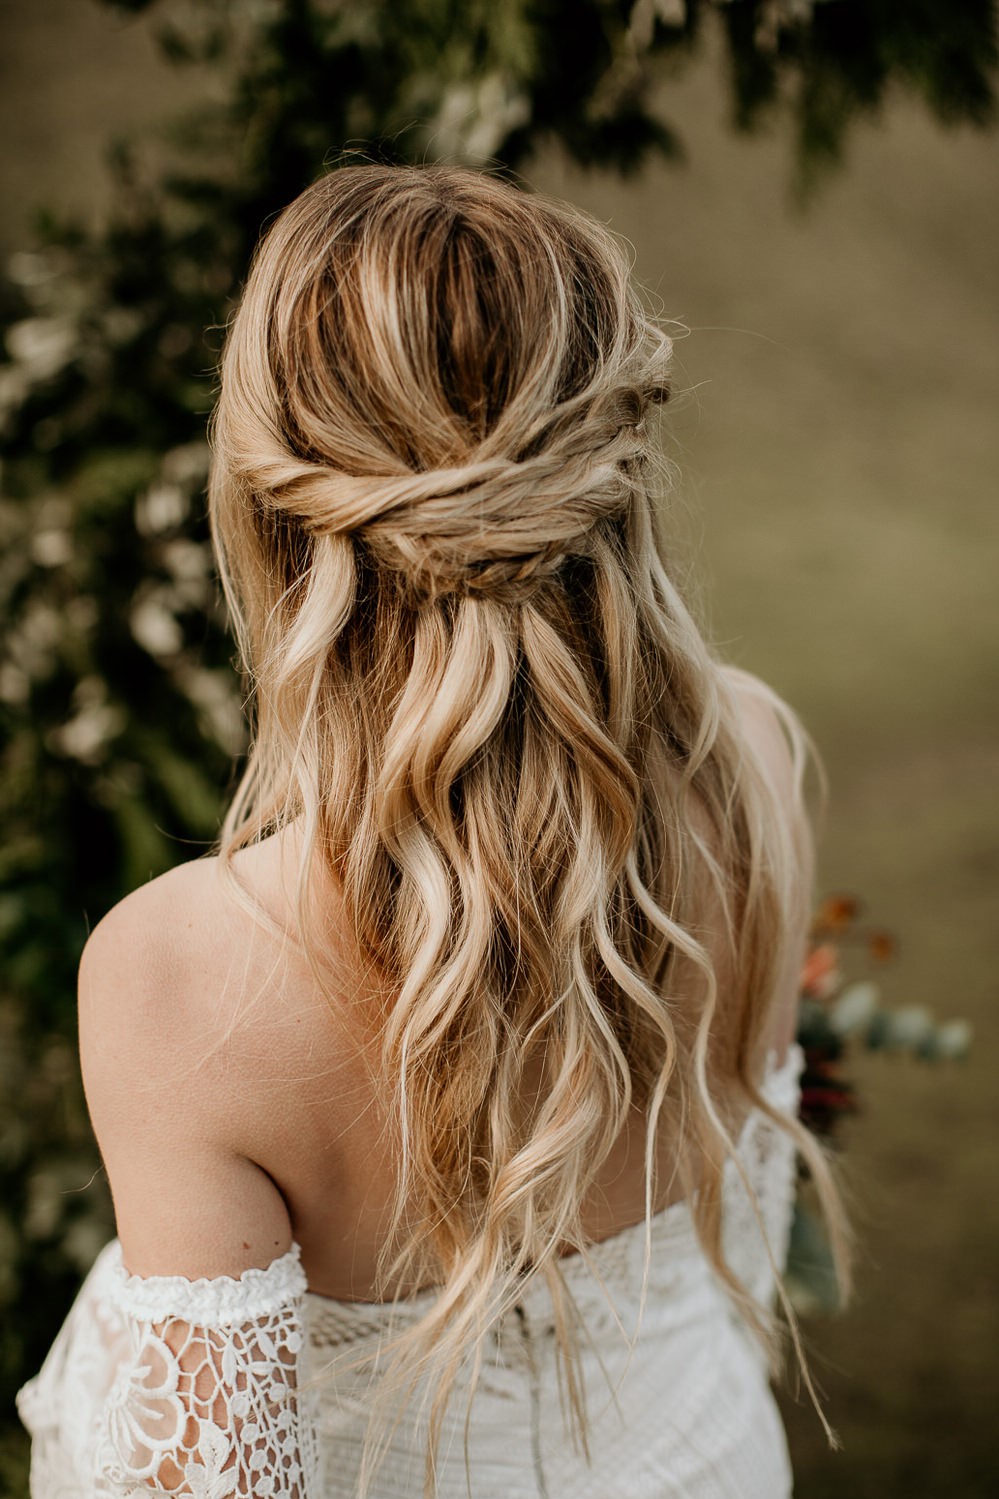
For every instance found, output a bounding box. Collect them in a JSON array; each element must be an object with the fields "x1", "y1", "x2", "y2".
[
  {"x1": 723, "y1": 1044, "x2": 805, "y2": 1312},
  {"x1": 17, "y1": 1241, "x2": 320, "y2": 1499}
]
